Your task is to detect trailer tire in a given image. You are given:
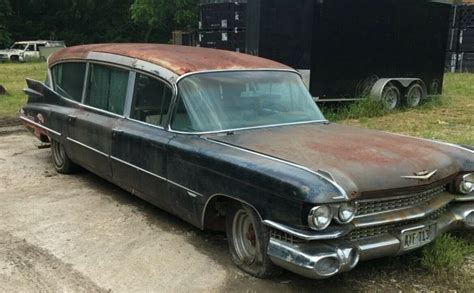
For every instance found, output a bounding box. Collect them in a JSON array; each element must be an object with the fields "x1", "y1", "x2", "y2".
[
  {"x1": 381, "y1": 82, "x2": 401, "y2": 110},
  {"x1": 404, "y1": 83, "x2": 423, "y2": 107}
]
